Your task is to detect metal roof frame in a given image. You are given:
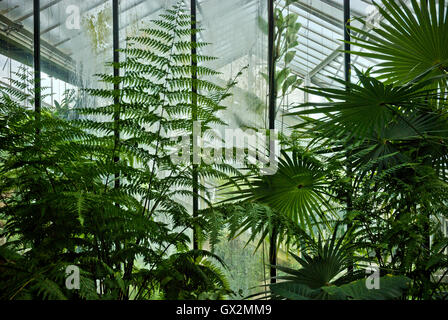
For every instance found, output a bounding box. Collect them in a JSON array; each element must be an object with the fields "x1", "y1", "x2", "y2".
[{"x1": 0, "y1": 0, "x2": 389, "y2": 88}]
